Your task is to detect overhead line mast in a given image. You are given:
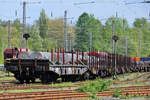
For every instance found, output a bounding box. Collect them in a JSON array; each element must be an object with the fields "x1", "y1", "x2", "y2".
[
  {"x1": 22, "y1": 1, "x2": 26, "y2": 48},
  {"x1": 64, "y1": 10, "x2": 67, "y2": 51},
  {"x1": 21, "y1": 1, "x2": 40, "y2": 48},
  {"x1": 8, "y1": 20, "x2": 11, "y2": 48}
]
